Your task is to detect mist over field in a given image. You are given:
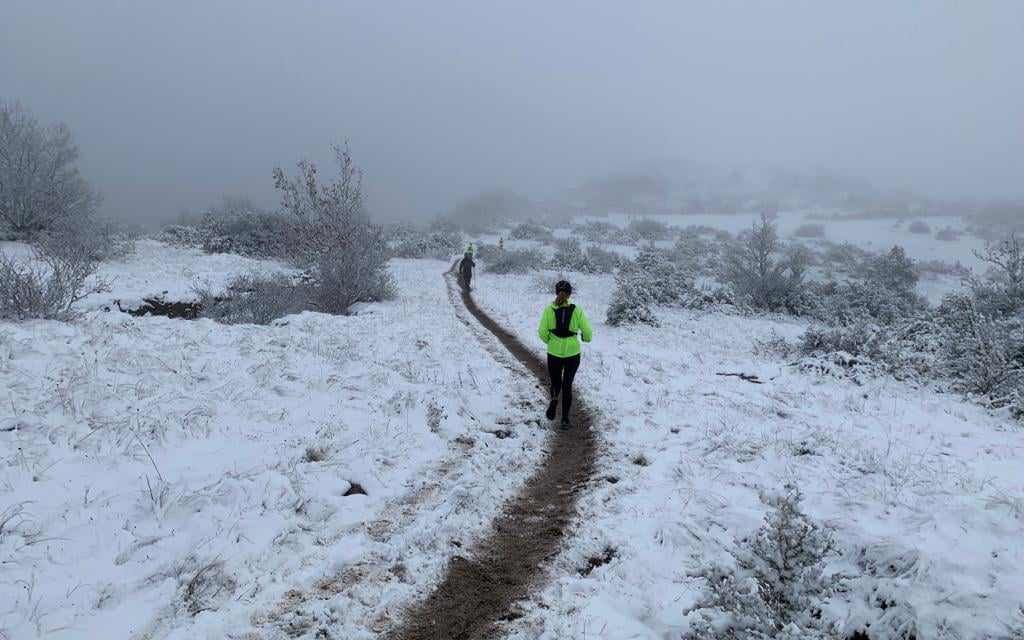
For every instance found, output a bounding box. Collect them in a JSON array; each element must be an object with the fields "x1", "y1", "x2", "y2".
[{"x1": 2, "y1": 1, "x2": 1022, "y2": 223}]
